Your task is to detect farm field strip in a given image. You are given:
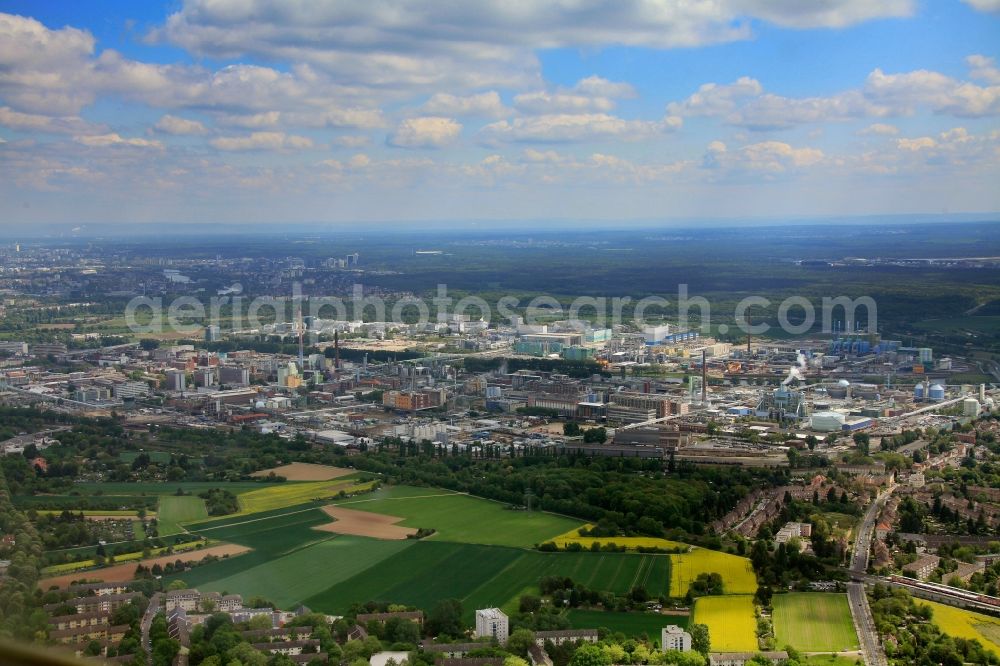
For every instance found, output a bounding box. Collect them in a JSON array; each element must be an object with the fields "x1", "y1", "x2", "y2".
[
  {"x1": 692, "y1": 595, "x2": 757, "y2": 652},
  {"x1": 71, "y1": 481, "x2": 289, "y2": 495},
  {"x1": 40, "y1": 543, "x2": 250, "y2": 589},
  {"x1": 41, "y1": 538, "x2": 213, "y2": 575},
  {"x1": 772, "y1": 593, "x2": 858, "y2": 652}
]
